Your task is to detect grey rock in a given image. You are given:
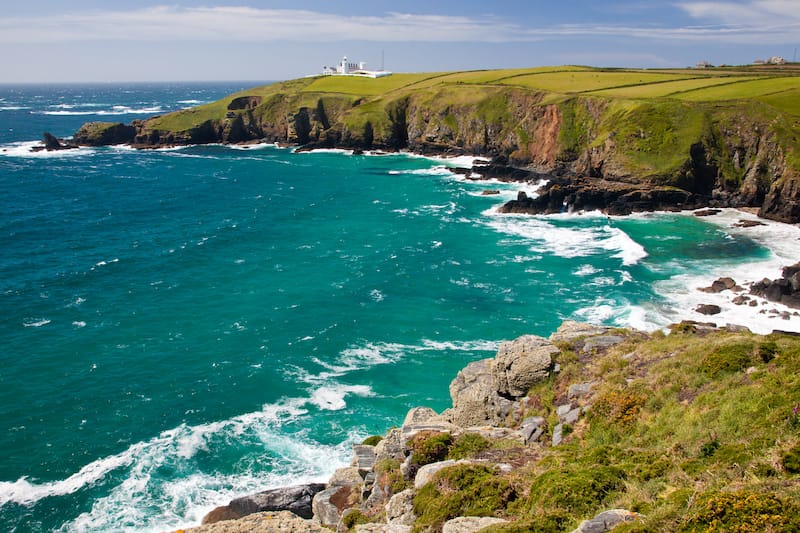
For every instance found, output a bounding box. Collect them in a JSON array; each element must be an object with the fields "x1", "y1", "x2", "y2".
[
  {"x1": 328, "y1": 466, "x2": 363, "y2": 487},
  {"x1": 552, "y1": 423, "x2": 564, "y2": 446},
  {"x1": 493, "y1": 335, "x2": 557, "y2": 397},
  {"x1": 375, "y1": 428, "x2": 405, "y2": 462},
  {"x1": 447, "y1": 359, "x2": 513, "y2": 427},
  {"x1": 442, "y1": 516, "x2": 509, "y2": 533},
  {"x1": 402, "y1": 421, "x2": 460, "y2": 441},
  {"x1": 562, "y1": 407, "x2": 581, "y2": 425},
  {"x1": 414, "y1": 460, "x2": 459, "y2": 489},
  {"x1": 203, "y1": 483, "x2": 326, "y2": 523},
  {"x1": 556, "y1": 404, "x2": 573, "y2": 418},
  {"x1": 550, "y1": 321, "x2": 610, "y2": 343},
  {"x1": 582, "y1": 335, "x2": 625, "y2": 353},
  {"x1": 386, "y1": 489, "x2": 416, "y2": 525},
  {"x1": 353, "y1": 444, "x2": 376, "y2": 474},
  {"x1": 570, "y1": 509, "x2": 643, "y2": 533},
  {"x1": 357, "y1": 525, "x2": 412, "y2": 533},
  {"x1": 312, "y1": 486, "x2": 346, "y2": 527},
  {"x1": 187, "y1": 511, "x2": 325, "y2": 532},
  {"x1": 568, "y1": 382, "x2": 595, "y2": 399},
  {"x1": 403, "y1": 407, "x2": 439, "y2": 426},
  {"x1": 518, "y1": 416, "x2": 546, "y2": 443}
]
